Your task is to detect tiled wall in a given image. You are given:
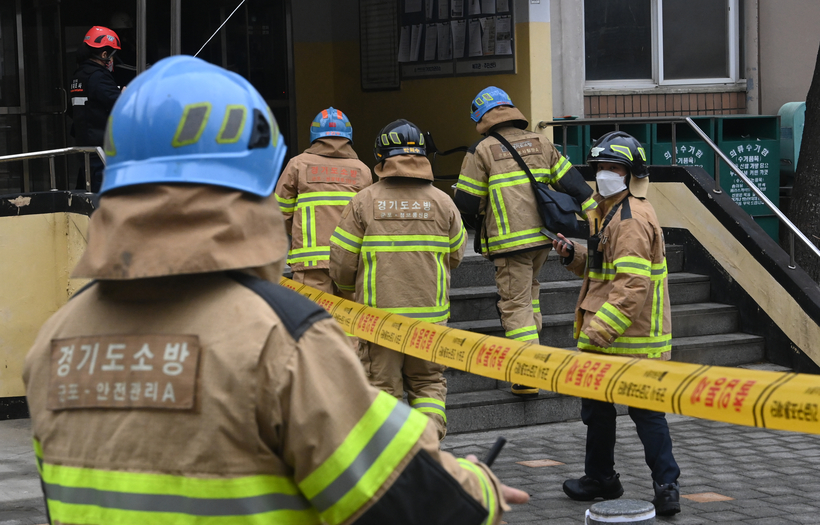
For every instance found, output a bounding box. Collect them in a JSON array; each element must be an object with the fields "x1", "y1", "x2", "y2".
[{"x1": 584, "y1": 92, "x2": 747, "y2": 118}]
